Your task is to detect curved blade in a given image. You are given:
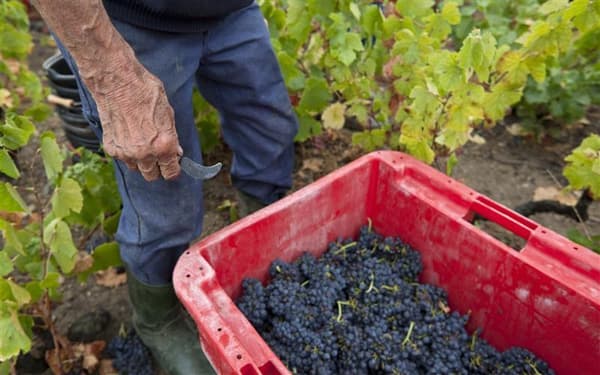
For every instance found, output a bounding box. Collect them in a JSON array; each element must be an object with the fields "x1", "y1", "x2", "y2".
[{"x1": 180, "y1": 156, "x2": 222, "y2": 180}]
